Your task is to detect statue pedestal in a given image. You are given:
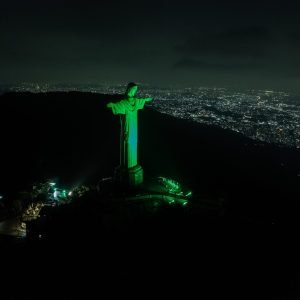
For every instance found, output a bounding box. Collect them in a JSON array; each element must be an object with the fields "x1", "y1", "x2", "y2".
[
  {"x1": 114, "y1": 165, "x2": 143, "y2": 188},
  {"x1": 128, "y1": 165, "x2": 143, "y2": 187}
]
